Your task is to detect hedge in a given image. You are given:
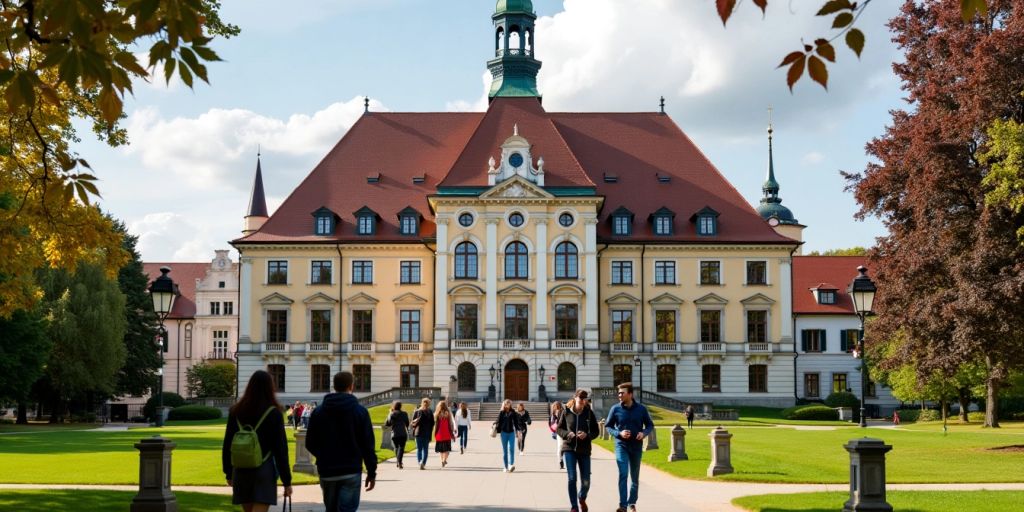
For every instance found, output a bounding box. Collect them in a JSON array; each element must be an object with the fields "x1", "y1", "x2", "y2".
[
  {"x1": 824, "y1": 391, "x2": 860, "y2": 409},
  {"x1": 143, "y1": 392, "x2": 186, "y2": 420},
  {"x1": 896, "y1": 409, "x2": 941, "y2": 422},
  {"x1": 167, "y1": 405, "x2": 222, "y2": 421},
  {"x1": 783, "y1": 405, "x2": 839, "y2": 421}
]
